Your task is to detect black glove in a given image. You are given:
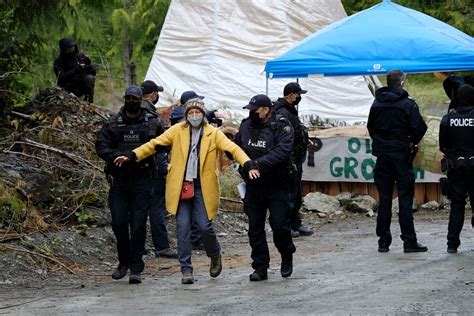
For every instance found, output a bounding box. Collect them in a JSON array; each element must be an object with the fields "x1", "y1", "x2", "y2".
[
  {"x1": 122, "y1": 150, "x2": 136, "y2": 160},
  {"x1": 243, "y1": 160, "x2": 258, "y2": 172}
]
